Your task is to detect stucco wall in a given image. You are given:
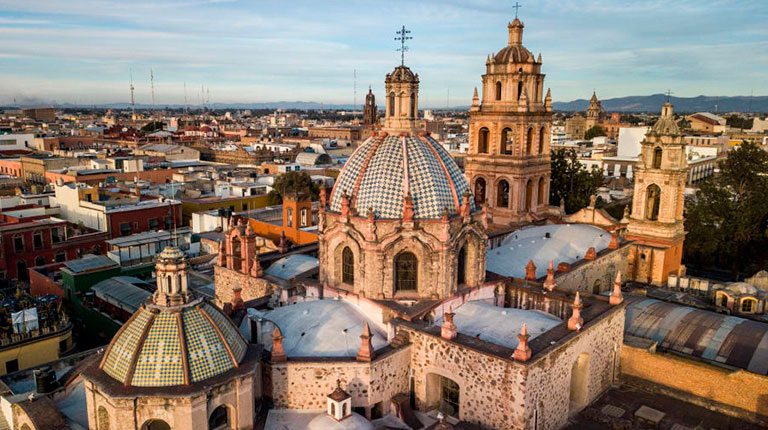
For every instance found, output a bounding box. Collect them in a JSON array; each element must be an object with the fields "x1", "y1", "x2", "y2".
[
  {"x1": 268, "y1": 347, "x2": 411, "y2": 412},
  {"x1": 621, "y1": 343, "x2": 768, "y2": 424}
]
